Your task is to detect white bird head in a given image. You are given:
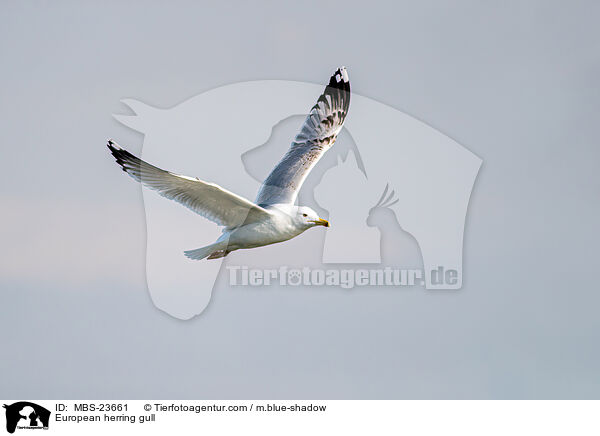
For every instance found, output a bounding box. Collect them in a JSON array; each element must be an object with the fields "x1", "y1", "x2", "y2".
[{"x1": 294, "y1": 206, "x2": 329, "y2": 228}]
